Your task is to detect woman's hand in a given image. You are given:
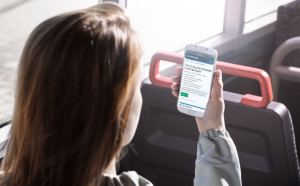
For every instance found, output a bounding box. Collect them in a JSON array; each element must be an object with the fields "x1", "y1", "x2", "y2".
[{"x1": 171, "y1": 67, "x2": 225, "y2": 133}]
